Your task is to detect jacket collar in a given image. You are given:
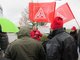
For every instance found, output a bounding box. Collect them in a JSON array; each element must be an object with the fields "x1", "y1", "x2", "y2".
[{"x1": 48, "y1": 28, "x2": 65, "y2": 39}]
